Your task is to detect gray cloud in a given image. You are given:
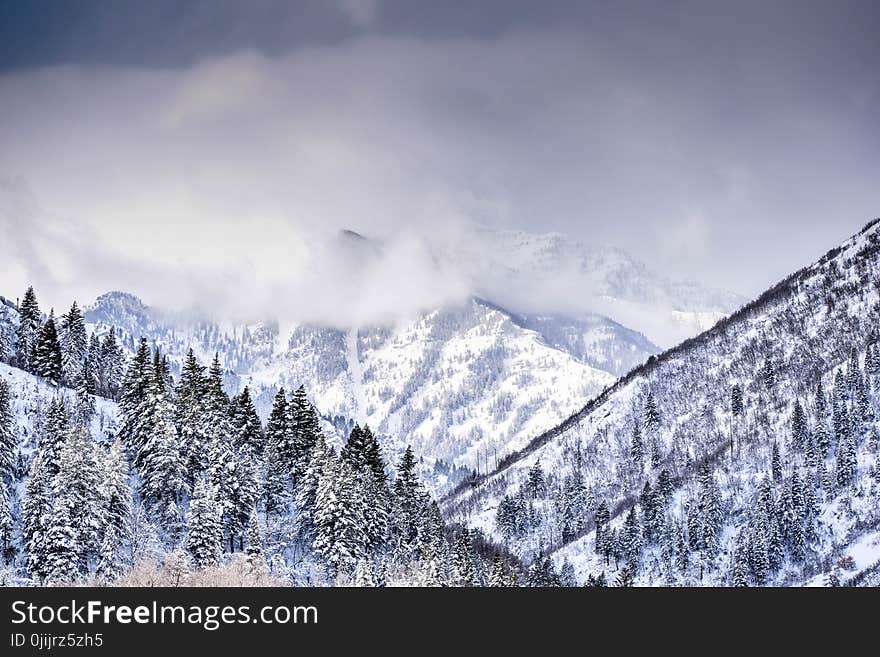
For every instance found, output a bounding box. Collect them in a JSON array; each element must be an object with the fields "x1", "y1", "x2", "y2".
[{"x1": 0, "y1": 9, "x2": 877, "y2": 322}]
